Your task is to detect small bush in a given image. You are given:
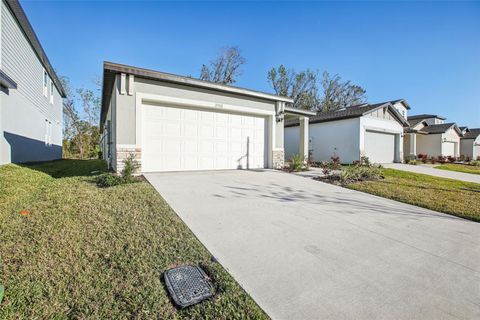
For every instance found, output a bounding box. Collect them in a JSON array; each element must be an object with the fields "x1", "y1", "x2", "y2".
[
  {"x1": 407, "y1": 159, "x2": 417, "y2": 165},
  {"x1": 121, "y1": 153, "x2": 141, "y2": 182},
  {"x1": 97, "y1": 153, "x2": 141, "y2": 188},
  {"x1": 471, "y1": 160, "x2": 480, "y2": 167},
  {"x1": 447, "y1": 155, "x2": 457, "y2": 163},
  {"x1": 96, "y1": 173, "x2": 125, "y2": 188},
  {"x1": 437, "y1": 155, "x2": 446, "y2": 164},
  {"x1": 418, "y1": 153, "x2": 428, "y2": 163},
  {"x1": 288, "y1": 154, "x2": 307, "y2": 172},
  {"x1": 430, "y1": 157, "x2": 437, "y2": 165},
  {"x1": 339, "y1": 165, "x2": 383, "y2": 185},
  {"x1": 319, "y1": 161, "x2": 332, "y2": 175},
  {"x1": 330, "y1": 155, "x2": 341, "y2": 170}
]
